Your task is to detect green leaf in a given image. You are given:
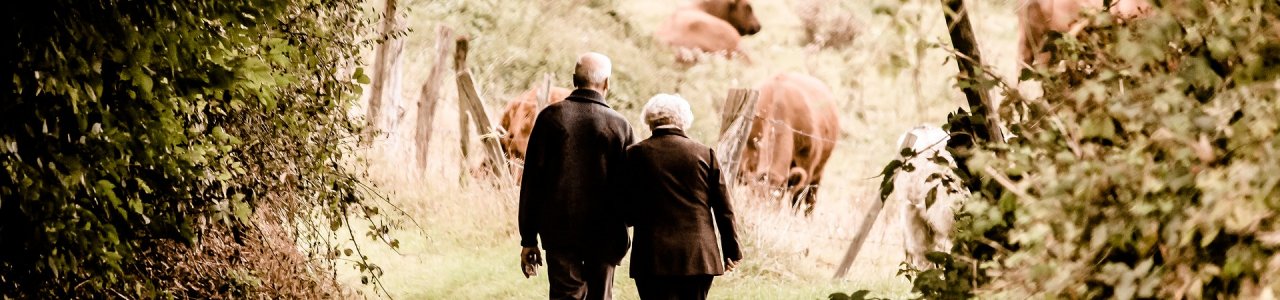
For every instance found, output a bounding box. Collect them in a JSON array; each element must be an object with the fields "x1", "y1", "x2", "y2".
[
  {"x1": 878, "y1": 159, "x2": 903, "y2": 201},
  {"x1": 354, "y1": 67, "x2": 370, "y2": 84},
  {"x1": 1081, "y1": 114, "x2": 1116, "y2": 141},
  {"x1": 232, "y1": 198, "x2": 251, "y2": 223},
  {"x1": 925, "y1": 187, "x2": 938, "y2": 209}
]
